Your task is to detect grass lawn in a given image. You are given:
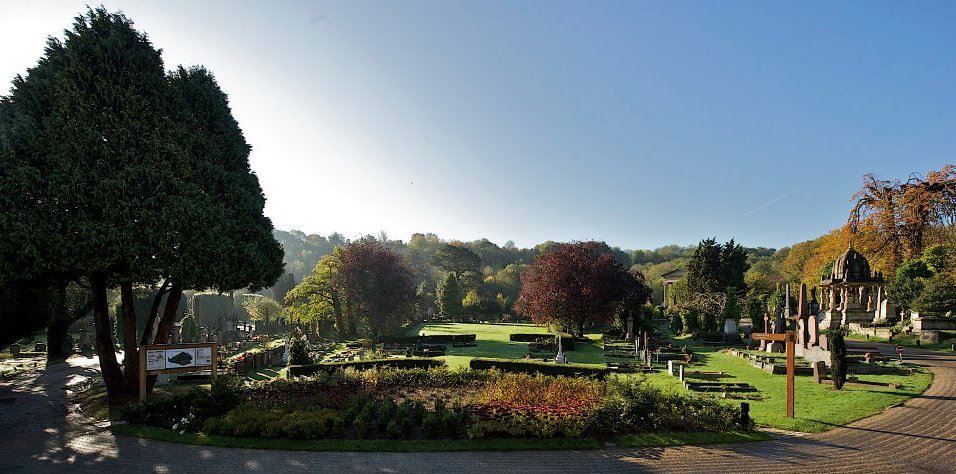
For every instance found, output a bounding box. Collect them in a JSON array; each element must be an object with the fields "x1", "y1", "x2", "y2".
[
  {"x1": 408, "y1": 322, "x2": 606, "y2": 369},
  {"x1": 847, "y1": 331, "x2": 956, "y2": 353},
  {"x1": 657, "y1": 338, "x2": 933, "y2": 432},
  {"x1": 111, "y1": 423, "x2": 770, "y2": 452}
]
